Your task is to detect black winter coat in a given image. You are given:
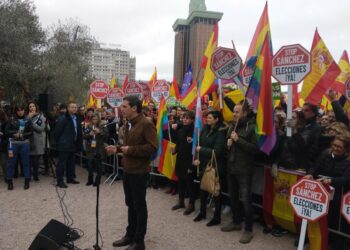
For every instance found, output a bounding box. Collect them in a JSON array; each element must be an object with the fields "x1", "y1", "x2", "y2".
[
  {"x1": 174, "y1": 124, "x2": 194, "y2": 179},
  {"x1": 5, "y1": 115, "x2": 33, "y2": 142},
  {"x1": 309, "y1": 150, "x2": 350, "y2": 187}
]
